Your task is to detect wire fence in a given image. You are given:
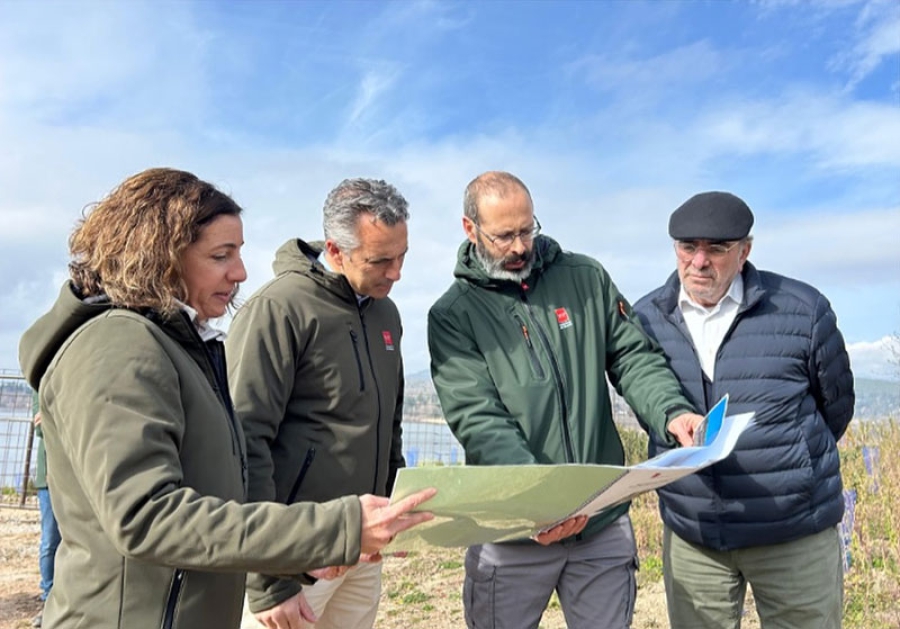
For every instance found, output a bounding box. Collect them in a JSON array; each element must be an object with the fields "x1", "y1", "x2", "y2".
[
  {"x1": 0, "y1": 372, "x2": 640, "y2": 509},
  {"x1": 0, "y1": 372, "x2": 464, "y2": 510},
  {"x1": 0, "y1": 373, "x2": 37, "y2": 508}
]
